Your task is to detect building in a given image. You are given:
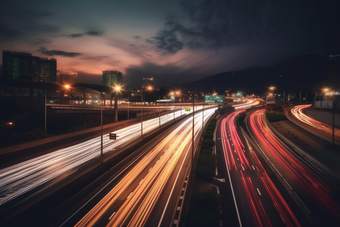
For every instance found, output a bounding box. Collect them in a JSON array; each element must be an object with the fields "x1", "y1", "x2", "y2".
[
  {"x1": 2, "y1": 51, "x2": 56, "y2": 82},
  {"x1": 102, "y1": 70, "x2": 122, "y2": 86}
]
